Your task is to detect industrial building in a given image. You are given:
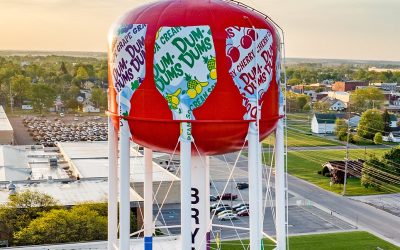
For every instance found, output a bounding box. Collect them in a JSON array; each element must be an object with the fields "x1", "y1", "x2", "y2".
[
  {"x1": 0, "y1": 142, "x2": 180, "y2": 206},
  {"x1": 0, "y1": 106, "x2": 13, "y2": 145}
]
